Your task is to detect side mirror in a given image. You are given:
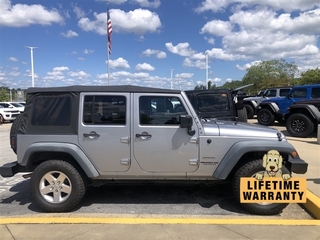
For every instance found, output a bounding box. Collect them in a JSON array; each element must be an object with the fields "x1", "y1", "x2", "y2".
[{"x1": 179, "y1": 115, "x2": 195, "y2": 136}]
